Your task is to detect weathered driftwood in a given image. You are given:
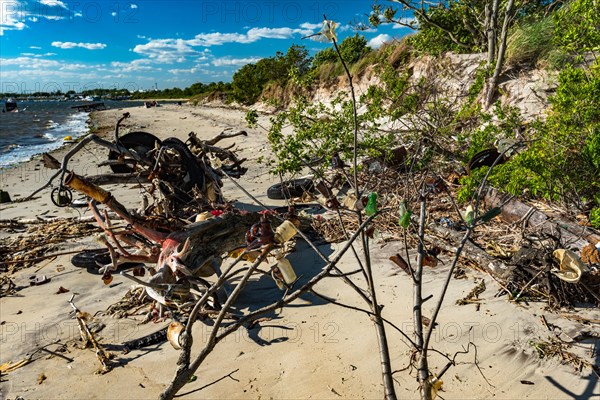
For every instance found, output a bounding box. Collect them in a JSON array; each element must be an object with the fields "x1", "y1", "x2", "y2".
[
  {"x1": 86, "y1": 172, "x2": 151, "y2": 185},
  {"x1": 483, "y1": 188, "x2": 600, "y2": 249},
  {"x1": 427, "y1": 225, "x2": 514, "y2": 278}
]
